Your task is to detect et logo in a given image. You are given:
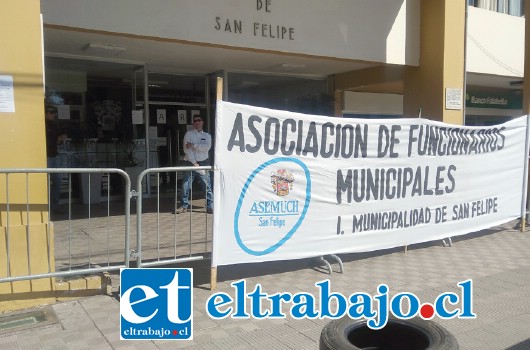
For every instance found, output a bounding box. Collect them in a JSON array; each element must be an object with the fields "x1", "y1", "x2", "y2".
[{"x1": 120, "y1": 268, "x2": 193, "y2": 340}]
